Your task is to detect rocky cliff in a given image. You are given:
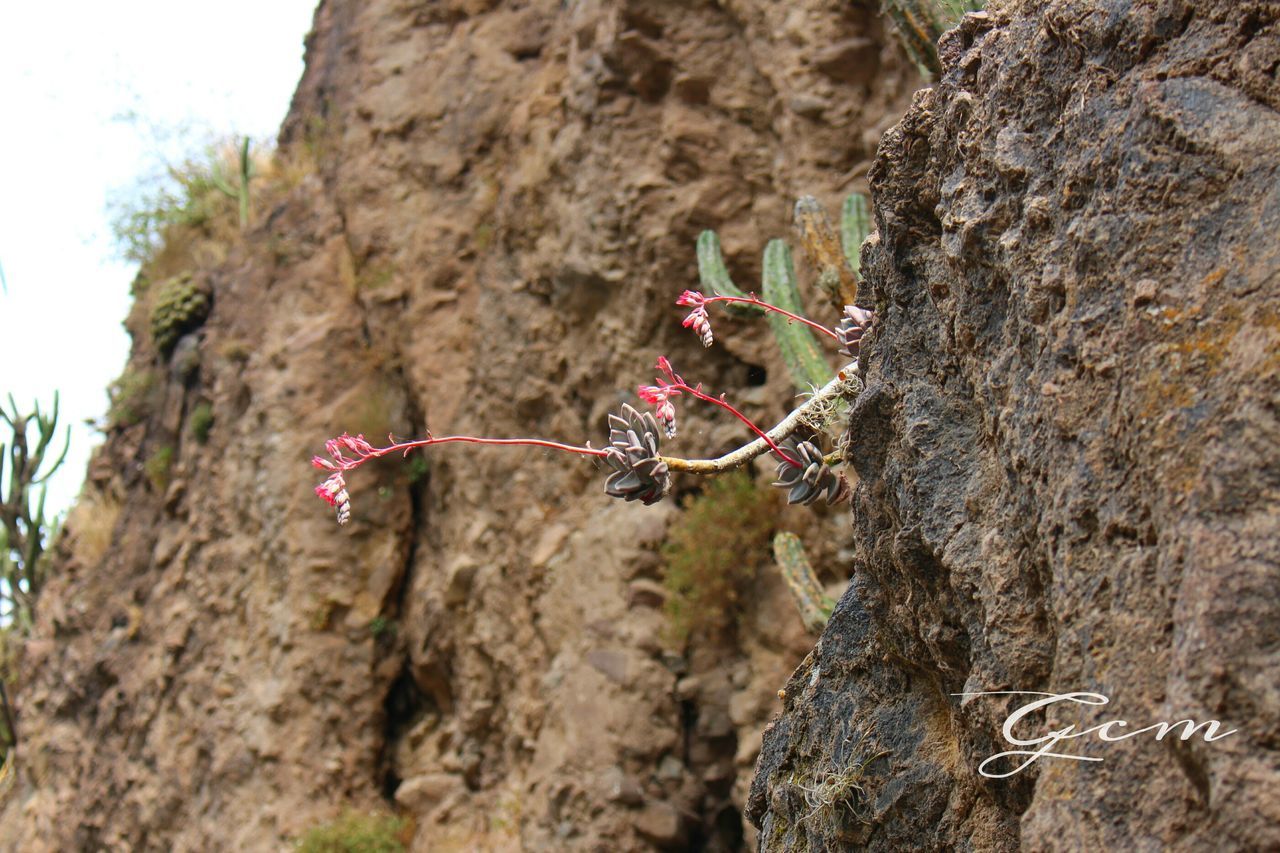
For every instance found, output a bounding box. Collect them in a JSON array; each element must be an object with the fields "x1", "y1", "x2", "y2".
[
  {"x1": 1, "y1": 1, "x2": 921, "y2": 850},
  {"x1": 749, "y1": 1, "x2": 1280, "y2": 850}
]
